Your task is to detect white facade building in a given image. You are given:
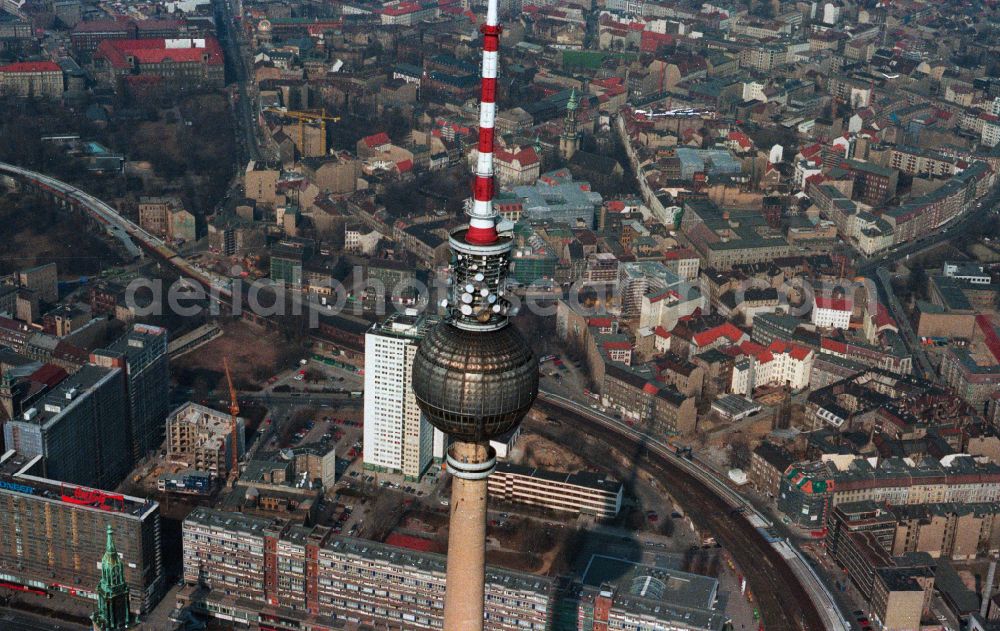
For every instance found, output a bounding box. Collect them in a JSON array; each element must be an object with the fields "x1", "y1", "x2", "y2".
[
  {"x1": 363, "y1": 313, "x2": 438, "y2": 480},
  {"x1": 811, "y1": 295, "x2": 852, "y2": 330},
  {"x1": 982, "y1": 120, "x2": 1000, "y2": 148},
  {"x1": 822, "y1": 2, "x2": 840, "y2": 24},
  {"x1": 943, "y1": 261, "x2": 991, "y2": 285},
  {"x1": 730, "y1": 340, "x2": 815, "y2": 395}
]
